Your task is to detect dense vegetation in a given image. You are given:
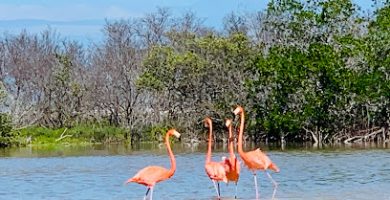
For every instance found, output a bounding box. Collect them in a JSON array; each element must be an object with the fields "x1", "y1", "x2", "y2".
[{"x1": 0, "y1": 0, "x2": 389, "y2": 147}]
